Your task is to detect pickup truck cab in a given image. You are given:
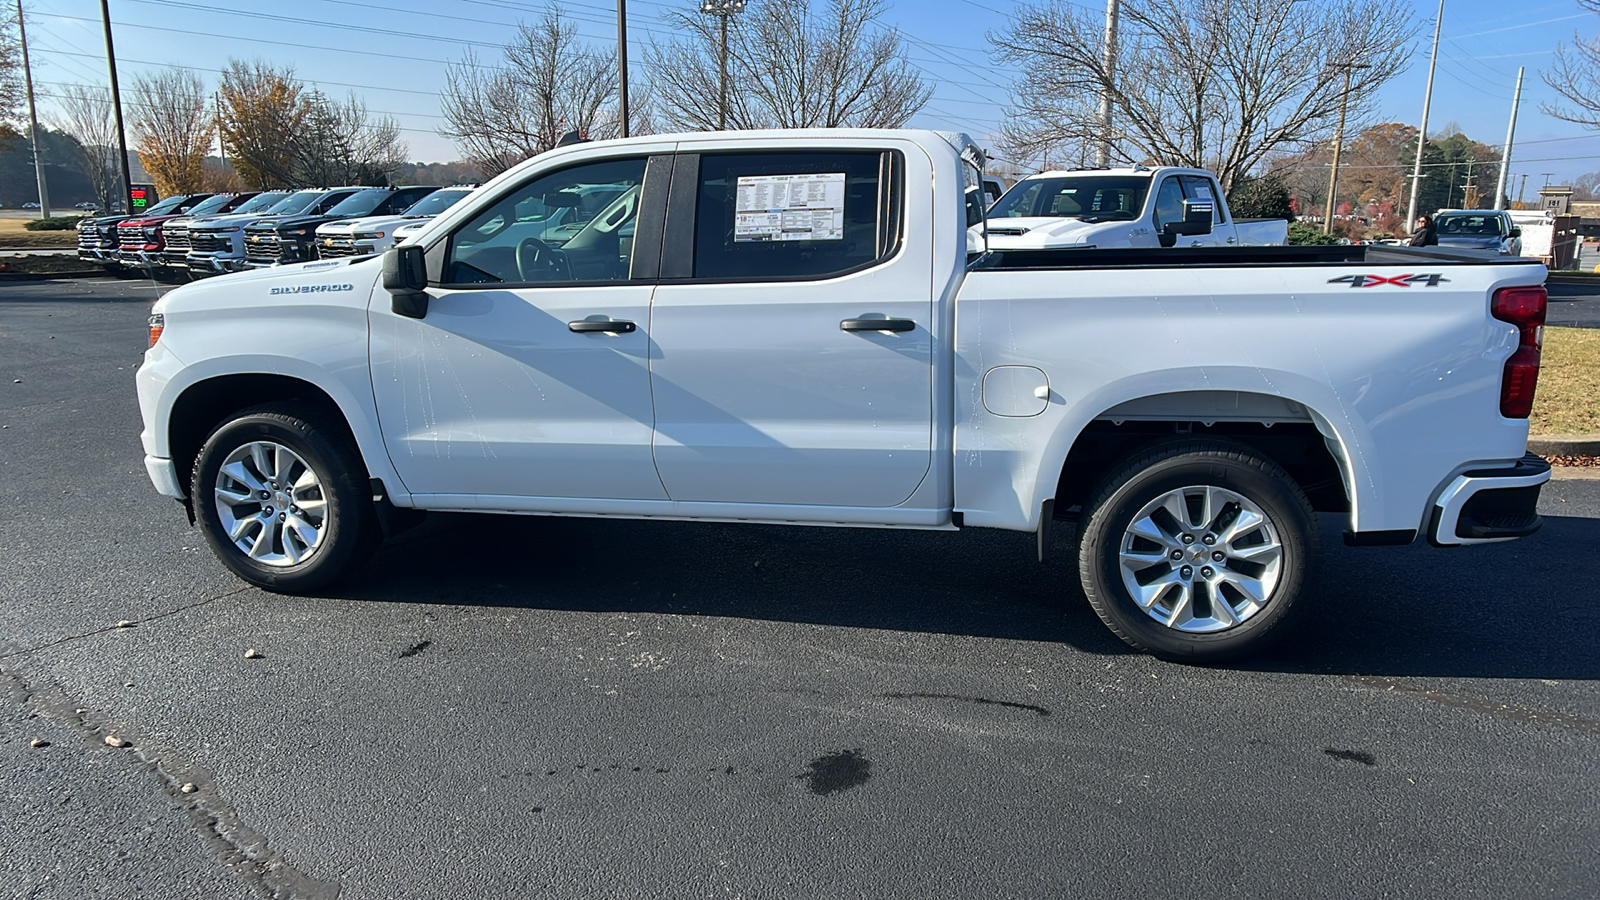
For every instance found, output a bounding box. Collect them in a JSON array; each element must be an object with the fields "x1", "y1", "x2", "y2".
[
  {"x1": 979, "y1": 166, "x2": 1288, "y2": 250},
  {"x1": 313, "y1": 186, "x2": 476, "y2": 260},
  {"x1": 137, "y1": 129, "x2": 1549, "y2": 661}
]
